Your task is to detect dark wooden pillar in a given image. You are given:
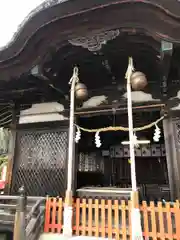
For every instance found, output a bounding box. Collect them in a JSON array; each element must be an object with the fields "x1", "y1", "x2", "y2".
[
  {"x1": 5, "y1": 104, "x2": 17, "y2": 194},
  {"x1": 13, "y1": 186, "x2": 26, "y2": 240},
  {"x1": 163, "y1": 116, "x2": 180, "y2": 200},
  {"x1": 103, "y1": 157, "x2": 112, "y2": 186}
]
